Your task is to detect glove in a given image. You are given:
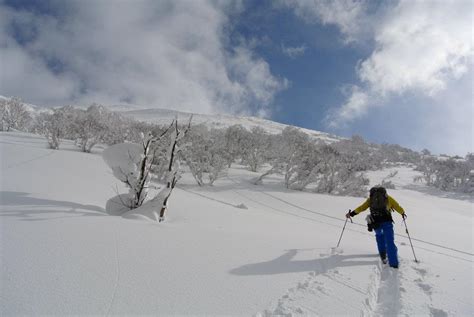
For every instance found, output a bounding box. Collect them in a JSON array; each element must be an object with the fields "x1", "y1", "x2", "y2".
[
  {"x1": 402, "y1": 213, "x2": 407, "y2": 220},
  {"x1": 346, "y1": 210, "x2": 357, "y2": 218}
]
